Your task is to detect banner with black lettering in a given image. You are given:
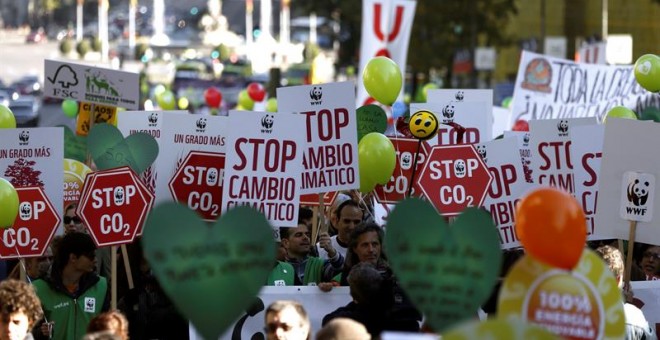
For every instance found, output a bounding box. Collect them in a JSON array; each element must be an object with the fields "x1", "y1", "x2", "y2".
[
  {"x1": 528, "y1": 118, "x2": 596, "y2": 194},
  {"x1": 510, "y1": 51, "x2": 659, "y2": 125},
  {"x1": 356, "y1": 0, "x2": 416, "y2": 107},
  {"x1": 277, "y1": 82, "x2": 360, "y2": 194},
  {"x1": 222, "y1": 111, "x2": 305, "y2": 227}
]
